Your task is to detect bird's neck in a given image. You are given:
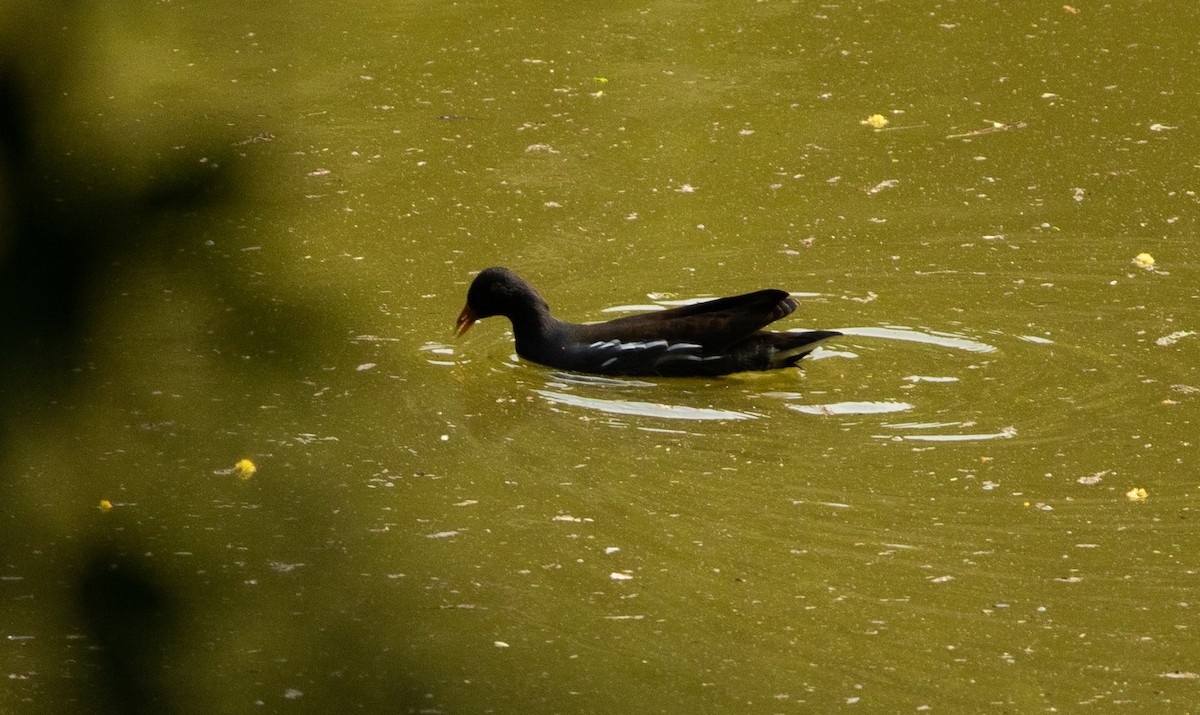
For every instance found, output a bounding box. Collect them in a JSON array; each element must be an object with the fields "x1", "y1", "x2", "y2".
[{"x1": 511, "y1": 310, "x2": 568, "y2": 361}]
